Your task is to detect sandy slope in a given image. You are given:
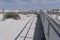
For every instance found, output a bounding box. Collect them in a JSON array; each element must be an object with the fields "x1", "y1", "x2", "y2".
[{"x1": 0, "y1": 14, "x2": 35, "y2": 40}]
